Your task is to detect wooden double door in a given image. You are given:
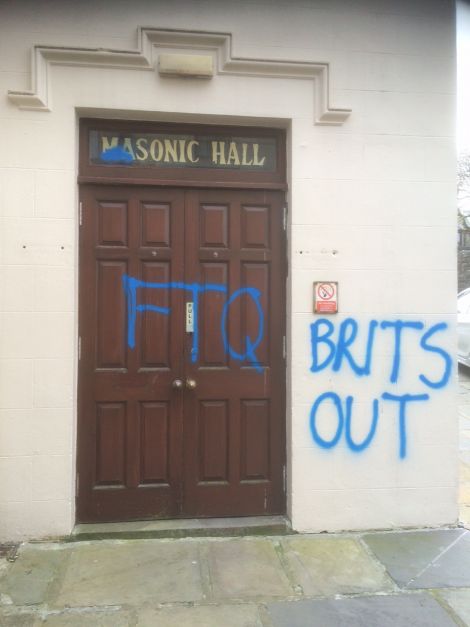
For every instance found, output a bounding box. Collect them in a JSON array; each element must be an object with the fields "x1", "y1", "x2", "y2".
[{"x1": 77, "y1": 185, "x2": 286, "y2": 522}]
